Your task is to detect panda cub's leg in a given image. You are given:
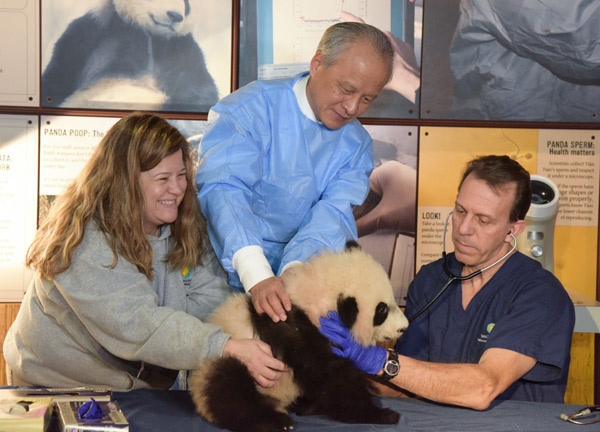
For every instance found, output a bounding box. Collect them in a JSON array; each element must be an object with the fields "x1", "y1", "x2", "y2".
[
  {"x1": 189, "y1": 357, "x2": 293, "y2": 432},
  {"x1": 310, "y1": 354, "x2": 400, "y2": 424},
  {"x1": 253, "y1": 307, "x2": 400, "y2": 425}
]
